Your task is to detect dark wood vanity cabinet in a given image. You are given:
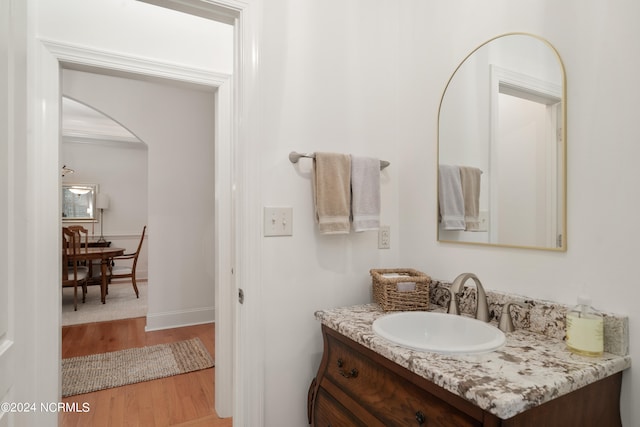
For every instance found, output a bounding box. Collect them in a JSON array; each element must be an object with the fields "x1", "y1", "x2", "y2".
[{"x1": 308, "y1": 324, "x2": 623, "y2": 427}]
